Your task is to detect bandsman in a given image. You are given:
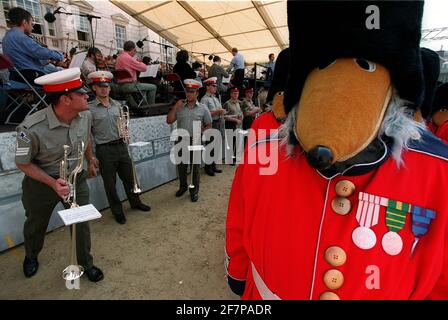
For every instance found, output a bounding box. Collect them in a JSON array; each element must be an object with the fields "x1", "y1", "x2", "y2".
[
  {"x1": 166, "y1": 79, "x2": 212, "y2": 202},
  {"x1": 223, "y1": 87, "x2": 243, "y2": 164},
  {"x1": 240, "y1": 87, "x2": 262, "y2": 130},
  {"x1": 87, "y1": 71, "x2": 151, "y2": 225},
  {"x1": 200, "y1": 77, "x2": 226, "y2": 176},
  {"x1": 15, "y1": 68, "x2": 104, "y2": 282}
]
